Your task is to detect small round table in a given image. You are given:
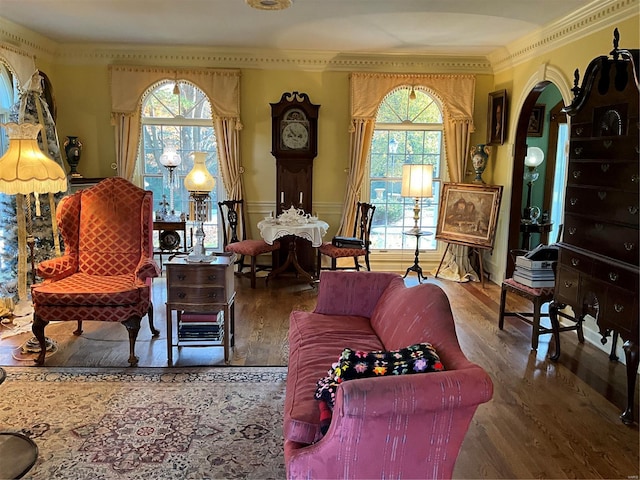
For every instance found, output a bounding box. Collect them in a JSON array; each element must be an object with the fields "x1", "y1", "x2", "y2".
[
  {"x1": 402, "y1": 229, "x2": 433, "y2": 283},
  {"x1": 0, "y1": 368, "x2": 39, "y2": 479}
]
